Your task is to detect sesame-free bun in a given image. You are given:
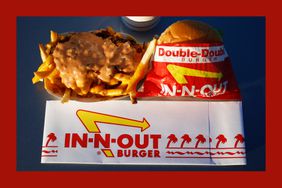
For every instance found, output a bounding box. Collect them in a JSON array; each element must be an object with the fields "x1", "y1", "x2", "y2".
[{"x1": 158, "y1": 20, "x2": 223, "y2": 44}]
